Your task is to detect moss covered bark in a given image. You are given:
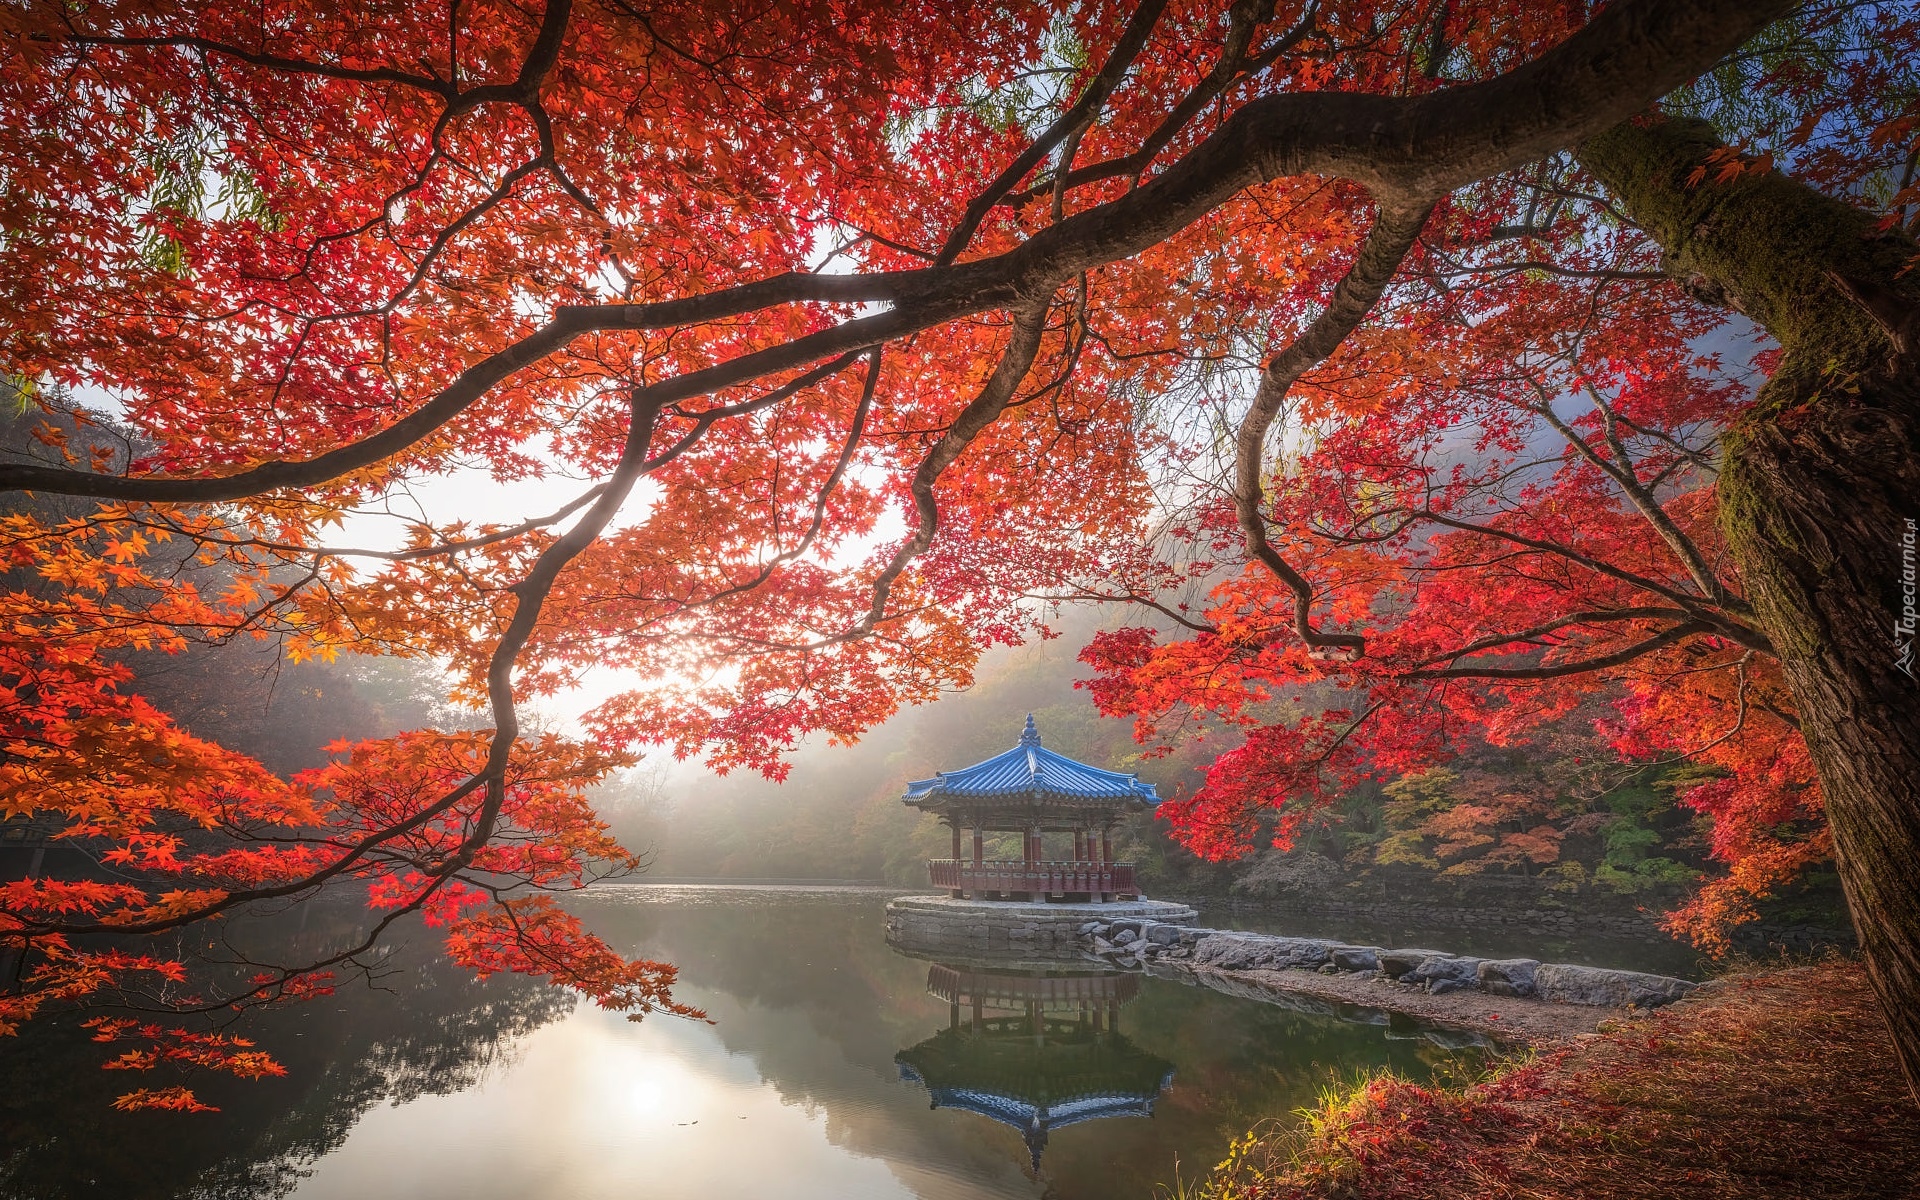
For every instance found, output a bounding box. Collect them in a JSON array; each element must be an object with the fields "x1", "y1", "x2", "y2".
[{"x1": 1578, "y1": 116, "x2": 1920, "y2": 1097}]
